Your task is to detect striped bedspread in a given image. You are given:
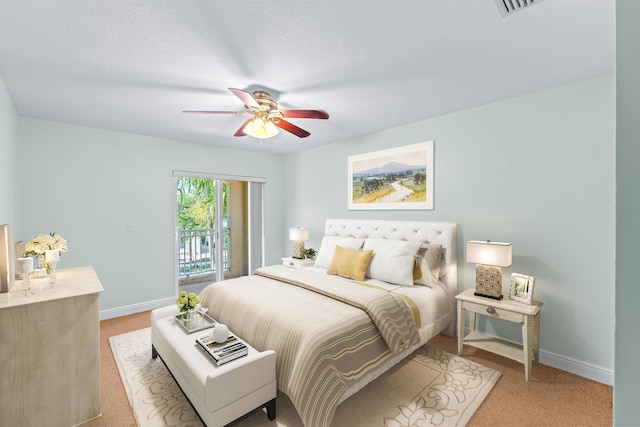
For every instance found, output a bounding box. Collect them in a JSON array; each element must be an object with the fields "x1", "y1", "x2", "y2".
[{"x1": 198, "y1": 265, "x2": 421, "y2": 427}]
